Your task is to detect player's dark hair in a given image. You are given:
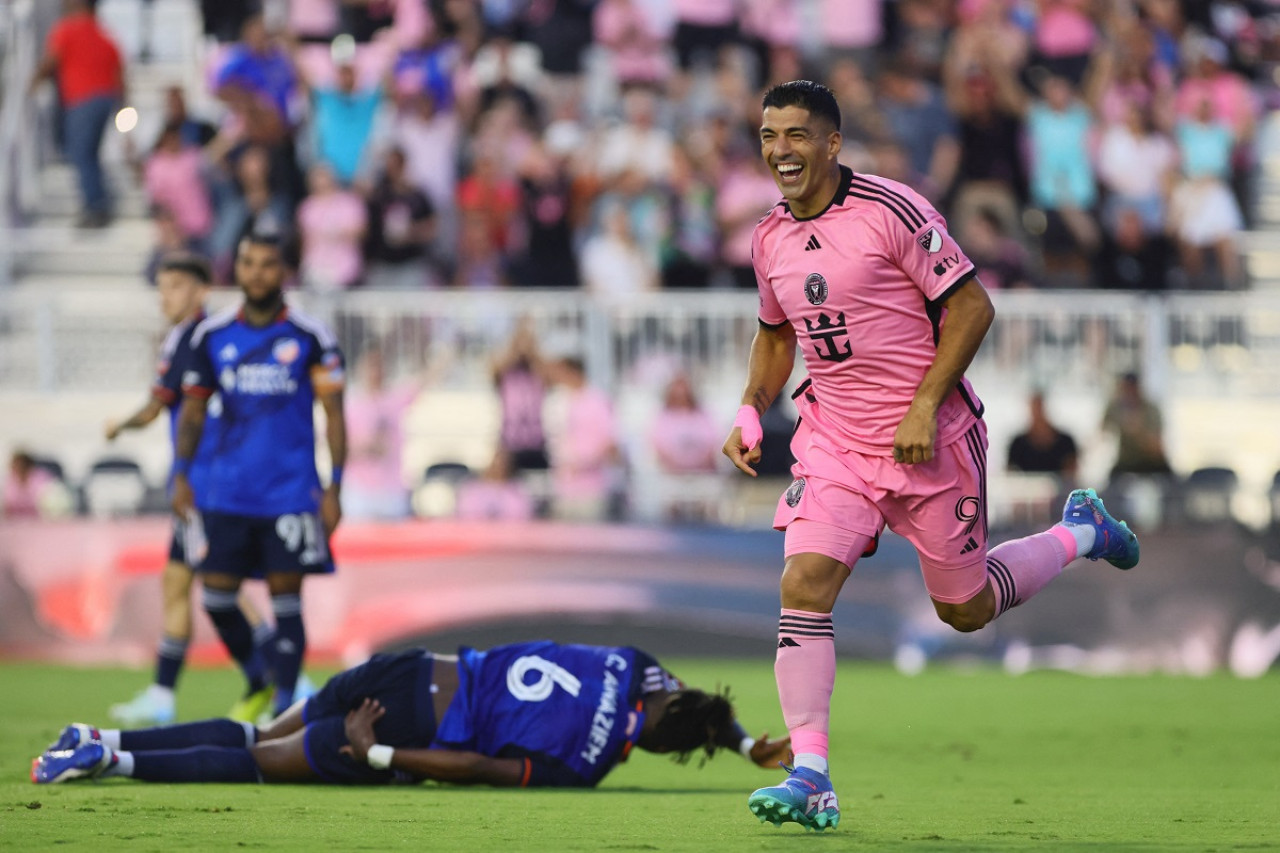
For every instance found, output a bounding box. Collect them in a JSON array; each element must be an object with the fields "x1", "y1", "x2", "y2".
[
  {"x1": 649, "y1": 688, "x2": 735, "y2": 765},
  {"x1": 761, "y1": 80, "x2": 841, "y2": 131},
  {"x1": 158, "y1": 252, "x2": 213, "y2": 285},
  {"x1": 241, "y1": 229, "x2": 283, "y2": 252}
]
